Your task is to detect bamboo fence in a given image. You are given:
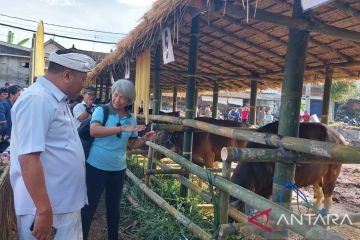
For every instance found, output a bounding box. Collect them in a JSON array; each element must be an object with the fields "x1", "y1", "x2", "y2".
[
  {"x1": 146, "y1": 141, "x2": 344, "y2": 240},
  {"x1": 0, "y1": 166, "x2": 16, "y2": 240},
  {"x1": 139, "y1": 114, "x2": 360, "y2": 163}
]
